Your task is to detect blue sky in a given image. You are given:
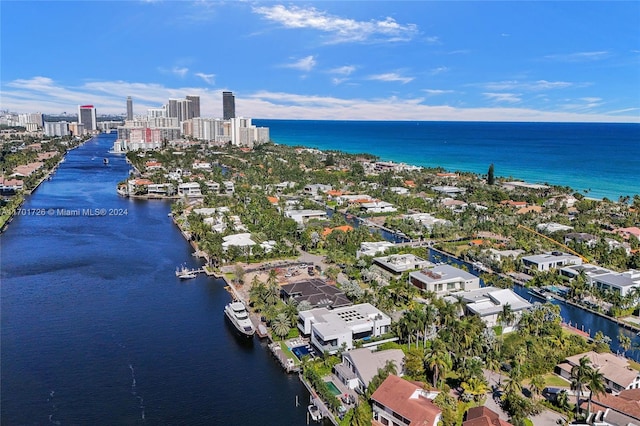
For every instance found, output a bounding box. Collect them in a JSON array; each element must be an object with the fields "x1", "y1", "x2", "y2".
[{"x1": 2, "y1": 1, "x2": 639, "y2": 122}]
